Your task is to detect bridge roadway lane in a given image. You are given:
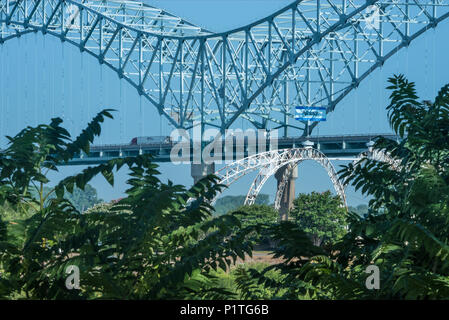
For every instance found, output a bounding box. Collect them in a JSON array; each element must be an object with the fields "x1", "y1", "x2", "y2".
[{"x1": 64, "y1": 133, "x2": 399, "y2": 165}]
